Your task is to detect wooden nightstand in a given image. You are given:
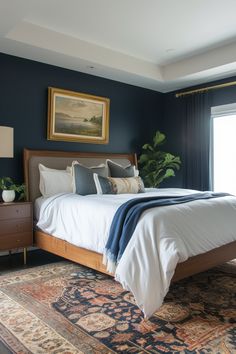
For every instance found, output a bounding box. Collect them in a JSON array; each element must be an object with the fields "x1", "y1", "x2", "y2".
[{"x1": 0, "y1": 201, "x2": 33, "y2": 264}]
